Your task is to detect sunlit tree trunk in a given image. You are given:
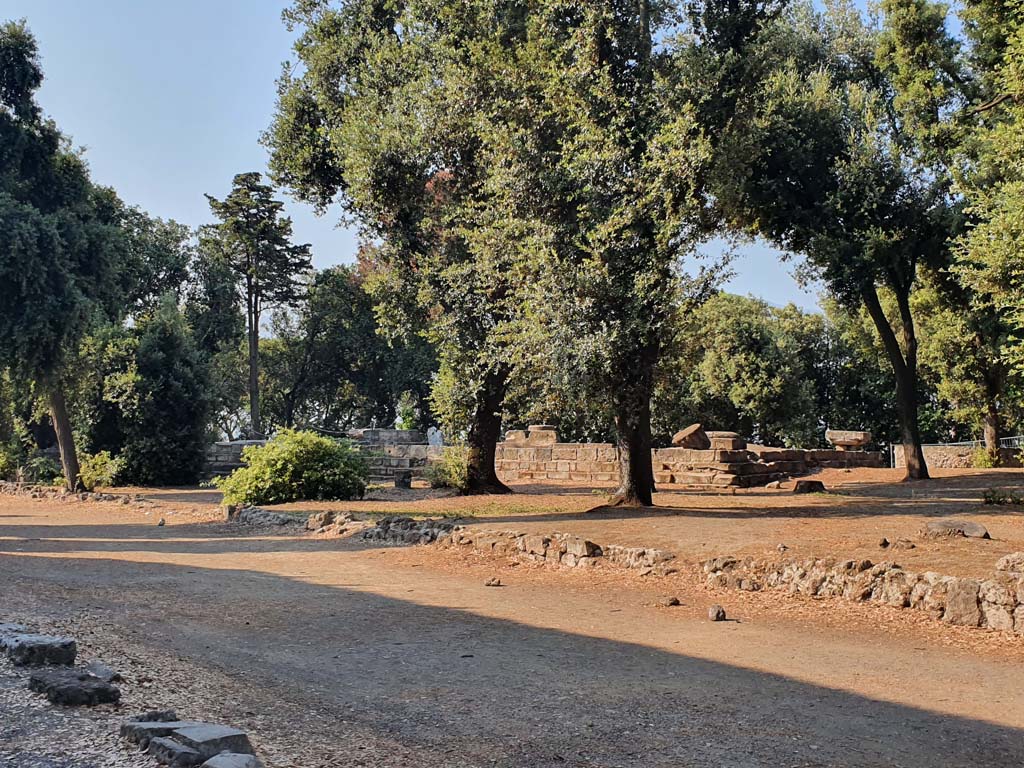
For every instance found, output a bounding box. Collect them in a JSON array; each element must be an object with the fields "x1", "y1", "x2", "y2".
[{"x1": 49, "y1": 385, "x2": 80, "y2": 492}]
